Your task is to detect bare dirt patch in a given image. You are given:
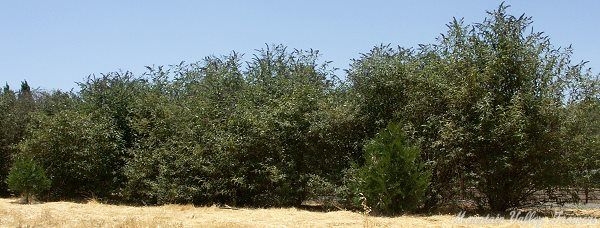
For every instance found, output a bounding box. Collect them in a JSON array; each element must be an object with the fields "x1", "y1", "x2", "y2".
[{"x1": 1, "y1": 198, "x2": 599, "y2": 227}]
